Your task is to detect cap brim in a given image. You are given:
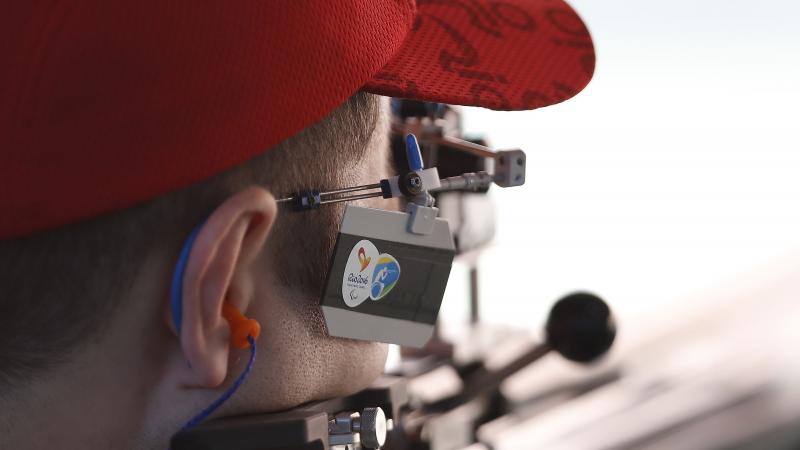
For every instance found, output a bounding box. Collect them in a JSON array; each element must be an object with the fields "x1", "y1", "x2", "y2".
[{"x1": 364, "y1": 0, "x2": 595, "y2": 111}]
